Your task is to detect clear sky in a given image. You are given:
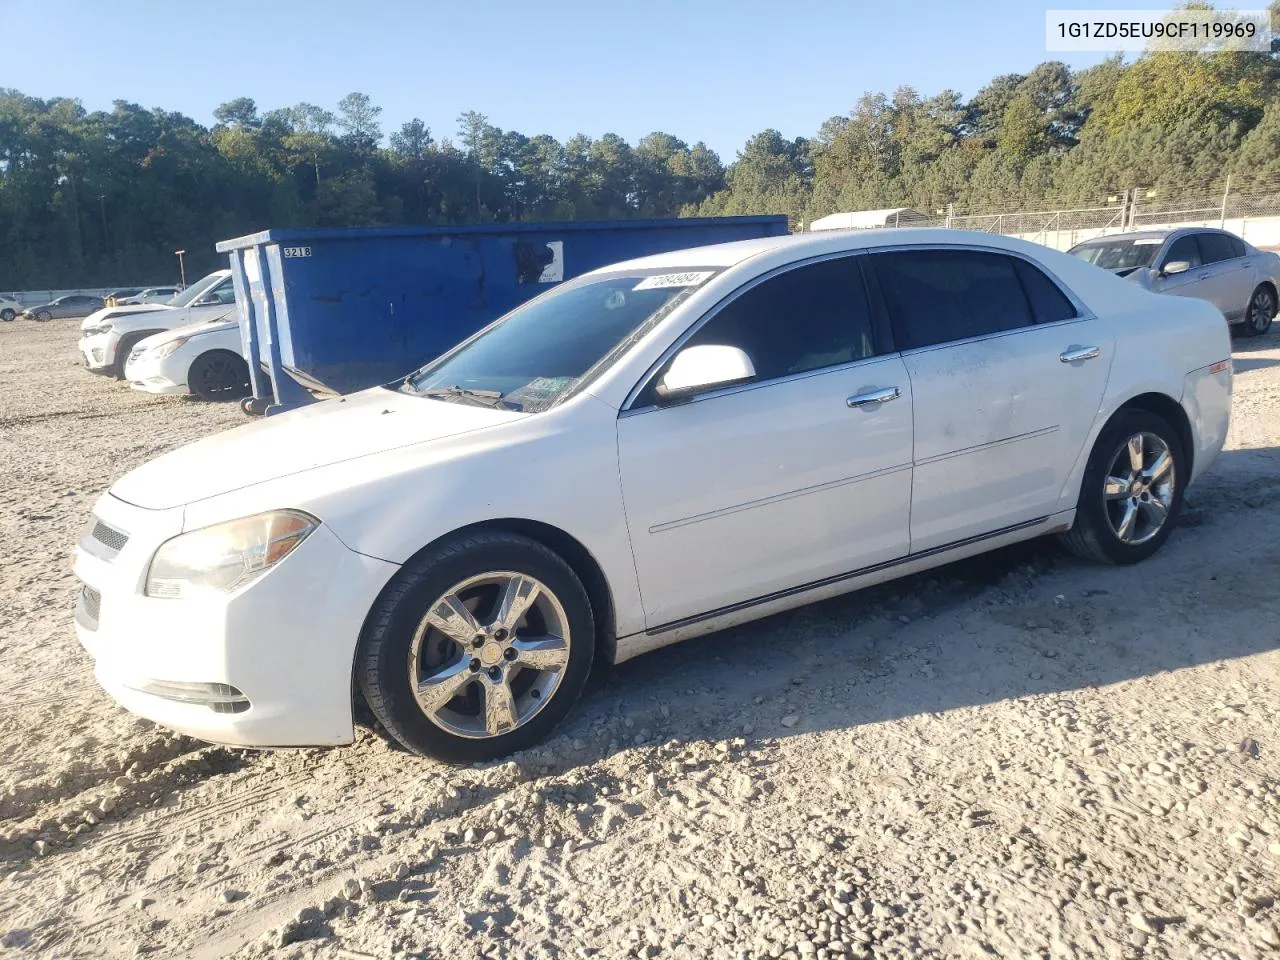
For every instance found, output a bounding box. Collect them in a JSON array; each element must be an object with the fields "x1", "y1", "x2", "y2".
[{"x1": 0, "y1": 0, "x2": 1174, "y2": 160}]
